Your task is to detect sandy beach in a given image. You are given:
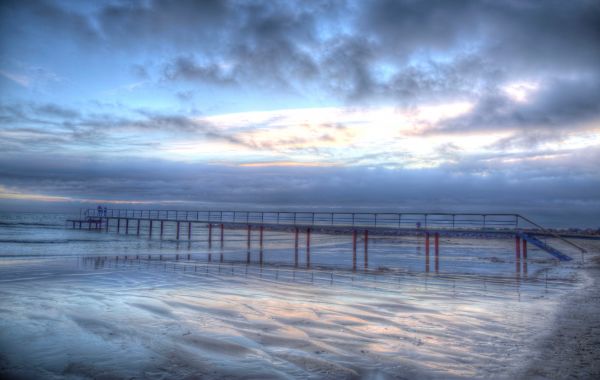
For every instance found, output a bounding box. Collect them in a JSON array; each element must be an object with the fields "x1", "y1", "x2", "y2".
[
  {"x1": 519, "y1": 240, "x2": 600, "y2": 379},
  {"x1": 1, "y1": 213, "x2": 598, "y2": 379}
]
